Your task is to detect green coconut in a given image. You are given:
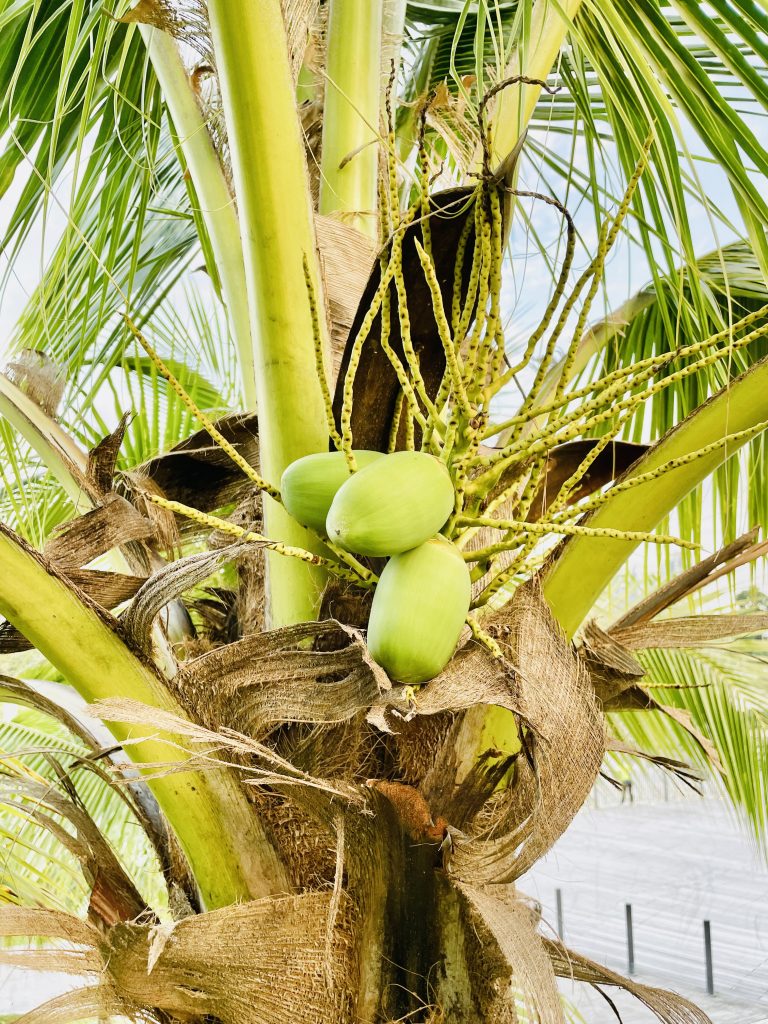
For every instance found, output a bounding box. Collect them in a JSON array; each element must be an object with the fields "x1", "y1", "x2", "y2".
[
  {"x1": 325, "y1": 450, "x2": 454, "y2": 557},
  {"x1": 280, "y1": 450, "x2": 384, "y2": 534},
  {"x1": 367, "y1": 535, "x2": 471, "y2": 683}
]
